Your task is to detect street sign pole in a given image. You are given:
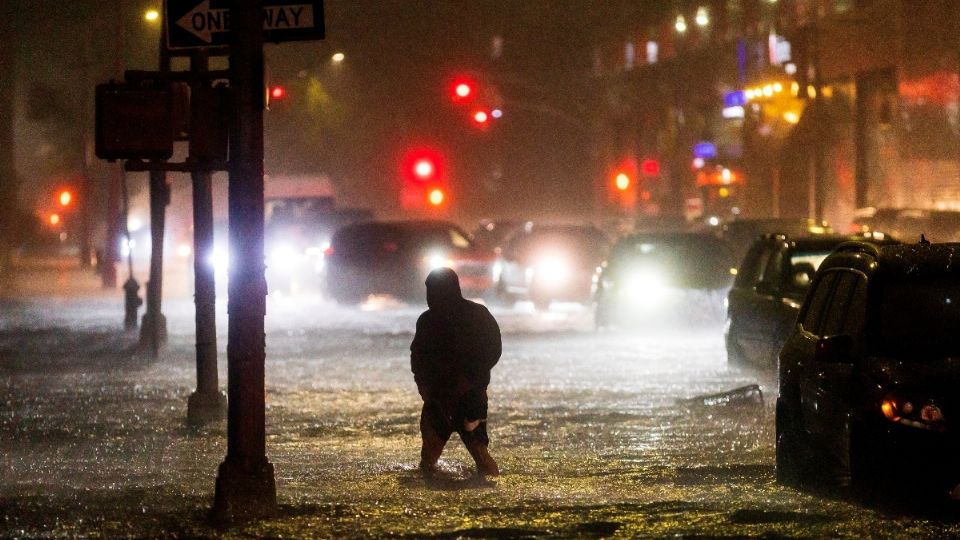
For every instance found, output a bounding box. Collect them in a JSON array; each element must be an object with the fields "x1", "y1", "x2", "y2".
[
  {"x1": 186, "y1": 49, "x2": 226, "y2": 426},
  {"x1": 212, "y1": 0, "x2": 276, "y2": 522}
]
